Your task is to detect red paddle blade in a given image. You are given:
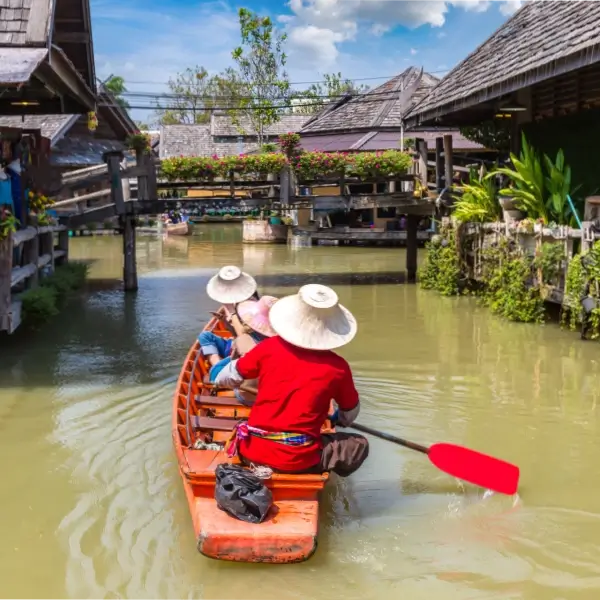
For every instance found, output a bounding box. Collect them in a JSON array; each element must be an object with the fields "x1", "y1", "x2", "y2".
[{"x1": 428, "y1": 443, "x2": 520, "y2": 496}]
